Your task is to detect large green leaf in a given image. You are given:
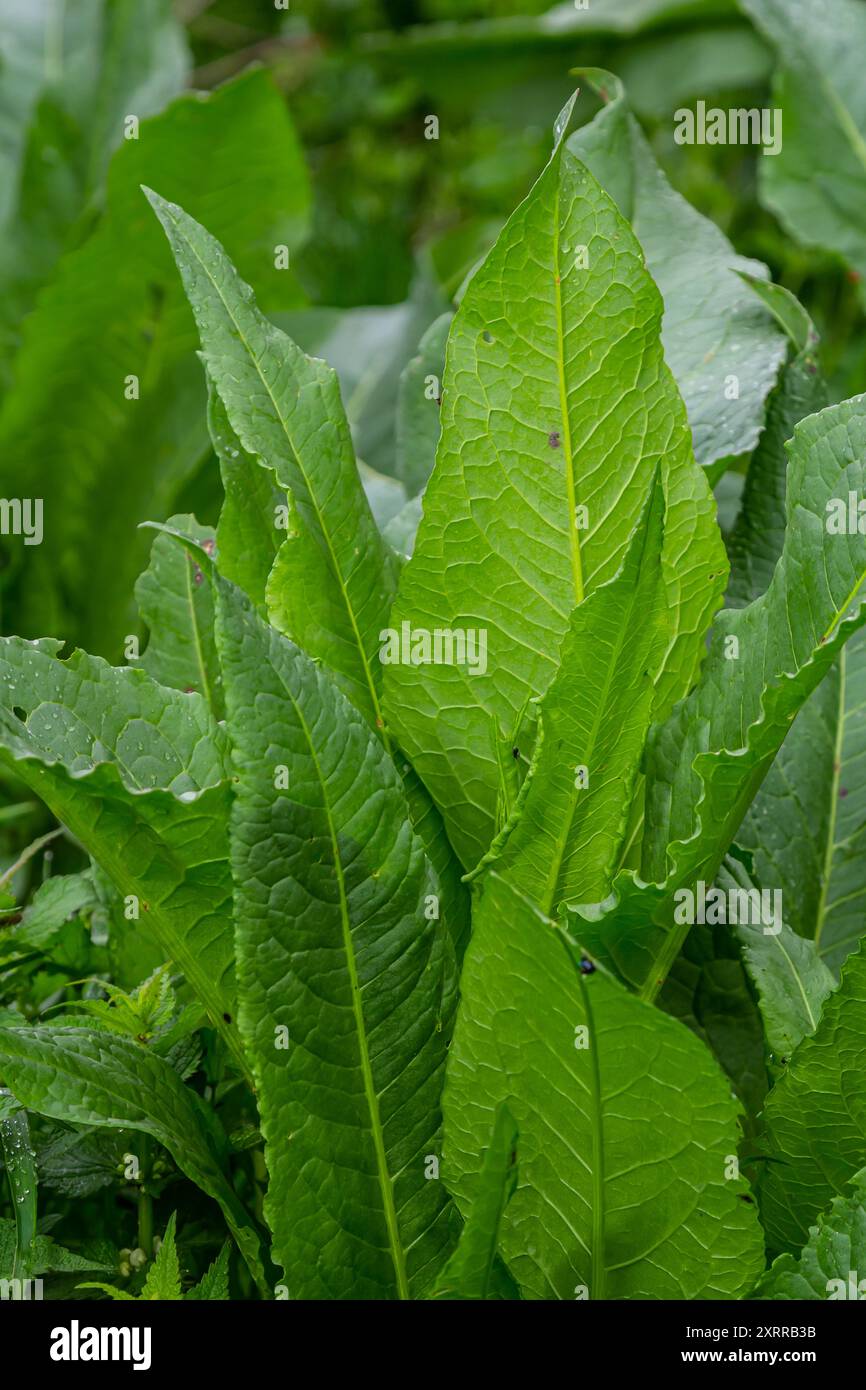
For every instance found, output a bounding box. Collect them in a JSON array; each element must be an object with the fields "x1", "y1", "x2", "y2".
[
  {"x1": 0, "y1": 1026, "x2": 269, "y2": 1294},
  {"x1": 568, "y1": 70, "x2": 787, "y2": 474},
  {"x1": 738, "y1": 633, "x2": 866, "y2": 973},
  {"x1": 145, "y1": 187, "x2": 398, "y2": 739},
  {"x1": 443, "y1": 873, "x2": 764, "y2": 1300},
  {"x1": 384, "y1": 101, "x2": 726, "y2": 869},
  {"x1": 728, "y1": 300, "x2": 866, "y2": 974},
  {"x1": 215, "y1": 573, "x2": 456, "y2": 1299},
  {"x1": 571, "y1": 393, "x2": 866, "y2": 1000},
  {"x1": 742, "y1": 0, "x2": 866, "y2": 305},
  {"x1": 136, "y1": 515, "x2": 221, "y2": 718},
  {"x1": 478, "y1": 481, "x2": 667, "y2": 911},
  {"x1": 0, "y1": 637, "x2": 242, "y2": 1074},
  {"x1": 756, "y1": 1167, "x2": 866, "y2": 1299},
  {"x1": 0, "y1": 70, "x2": 309, "y2": 656},
  {"x1": 718, "y1": 857, "x2": 834, "y2": 1063},
  {"x1": 758, "y1": 944, "x2": 866, "y2": 1255},
  {"x1": 430, "y1": 1104, "x2": 518, "y2": 1301}
]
